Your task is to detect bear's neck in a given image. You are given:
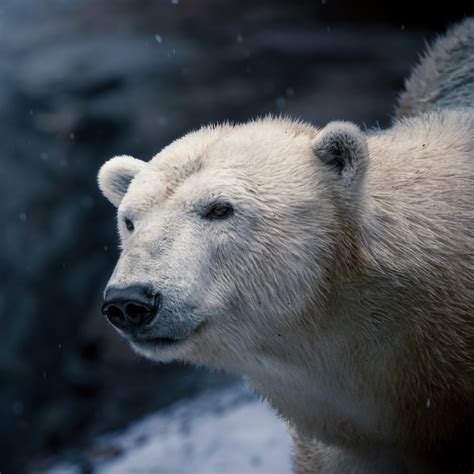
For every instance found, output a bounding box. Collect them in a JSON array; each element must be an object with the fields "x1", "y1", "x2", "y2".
[
  {"x1": 241, "y1": 297, "x2": 393, "y2": 445},
  {"x1": 235, "y1": 206, "x2": 393, "y2": 443},
  {"x1": 235, "y1": 227, "x2": 409, "y2": 447}
]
